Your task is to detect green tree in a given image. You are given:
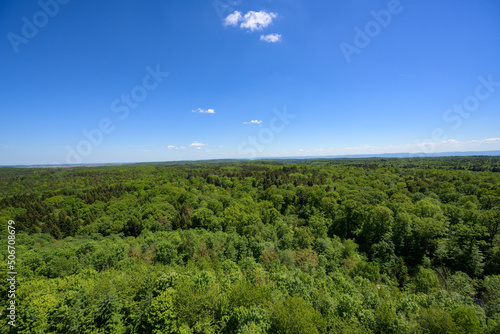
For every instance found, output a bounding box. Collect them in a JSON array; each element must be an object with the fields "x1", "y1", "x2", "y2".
[
  {"x1": 451, "y1": 306, "x2": 482, "y2": 334},
  {"x1": 418, "y1": 306, "x2": 462, "y2": 334},
  {"x1": 412, "y1": 267, "x2": 440, "y2": 294},
  {"x1": 95, "y1": 292, "x2": 124, "y2": 333},
  {"x1": 146, "y1": 289, "x2": 177, "y2": 333},
  {"x1": 270, "y1": 296, "x2": 325, "y2": 334}
]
